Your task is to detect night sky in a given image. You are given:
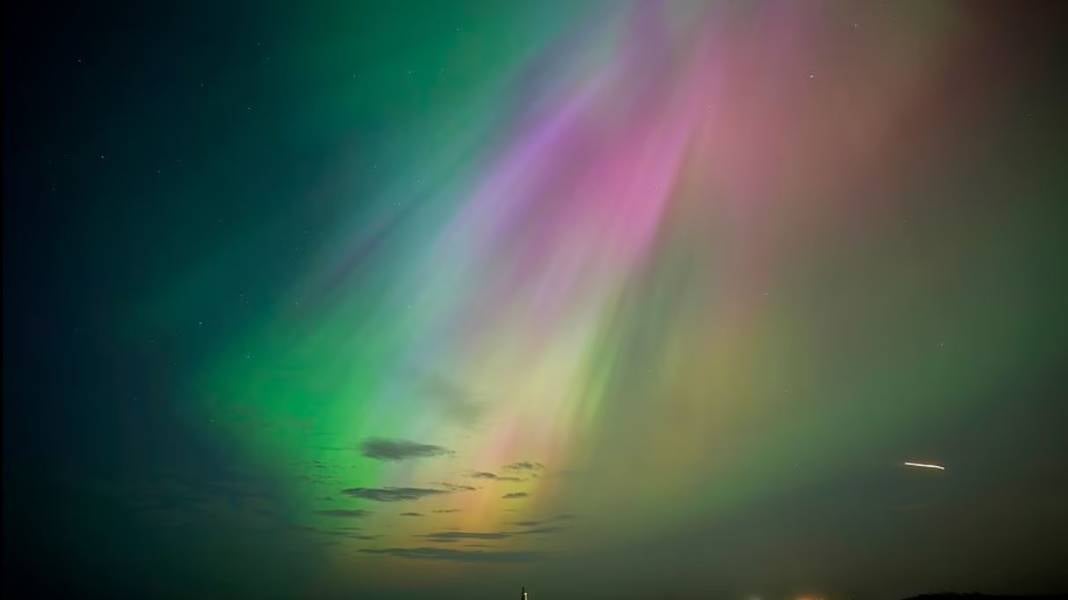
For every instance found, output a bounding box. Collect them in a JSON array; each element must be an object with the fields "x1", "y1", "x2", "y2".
[{"x1": 4, "y1": 2, "x2": 1068, "y2": 599}]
